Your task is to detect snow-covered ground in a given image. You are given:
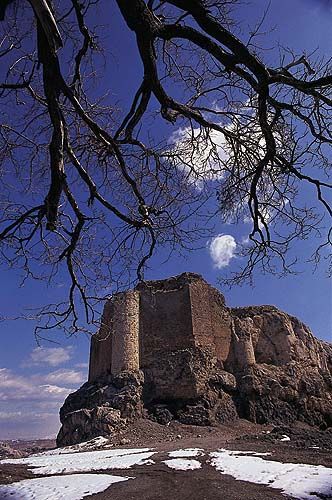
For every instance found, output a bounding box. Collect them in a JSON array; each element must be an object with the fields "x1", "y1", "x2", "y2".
[
  {"x1": 0, "y1": 473, "x2": 131, "y2": 500},
  {"x1": 0, "y1": 442, "x2": 331, "y2": 500},
  {"x1": 1, "y1": 447, "x2": 155, "y2": 474},
  {"x1": 40, "y1": 436, "x2": 111, "y2": 455},
  {"x1": 163, "y1": 458, "x2": 202, "y2": 470},
  {"x1": 211, "y1": 449, "x2": 332, "y2": 500},
  {"x1": 164, "y1": 448, "x2": 203, "y2": 470},
  {"x1": 168, "y1": 448, "x2": 203, "y2": 458}
]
